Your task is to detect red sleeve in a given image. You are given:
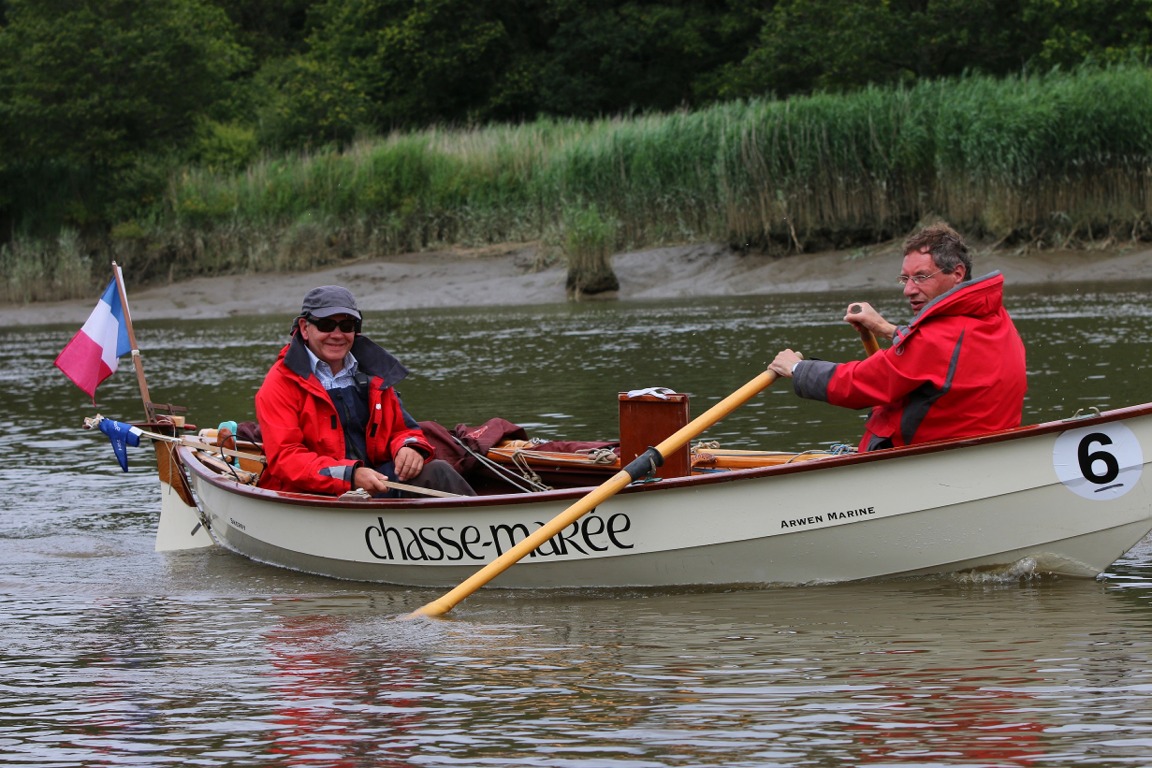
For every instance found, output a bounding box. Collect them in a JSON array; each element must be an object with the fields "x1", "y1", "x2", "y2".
[
  {"x1": 826, "y1": 324, "x2": 960, "y2": 409},
  {"x1": 256, "y1": 366, "x2": 358, "y2": 495}
]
